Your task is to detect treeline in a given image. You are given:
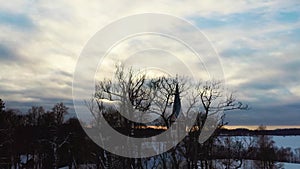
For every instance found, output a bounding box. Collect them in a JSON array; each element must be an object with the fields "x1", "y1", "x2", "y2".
[
  {"x1": 0, "y1": 99, "x2": 105, "y2": 169},
  {"x1": 219, "y1": 128, "x2": 300, "y2": 136},
  {"x1": 212, "y1": 134, "x2": 300, "y2": 167},
  {"x1": 1, "y1": 98, "x2": 300, "y2": 169}
]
